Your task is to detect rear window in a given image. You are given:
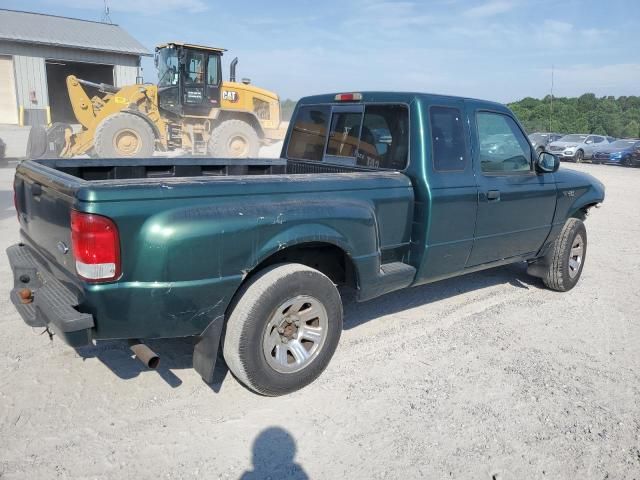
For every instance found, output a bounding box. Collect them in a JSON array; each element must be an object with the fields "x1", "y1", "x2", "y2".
[
  {"x1": 287, "y1": 103, "x2": 409, "y2": 170},
  {"x1": 356, "y1": 105, "x2": 409, "y2": 169},
  {"x1": 326, "y1": 112, "x2": 362, "y2": 158},
  {"x1": 286, "y1": 105, "x2": 330, "y2": 161}
]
